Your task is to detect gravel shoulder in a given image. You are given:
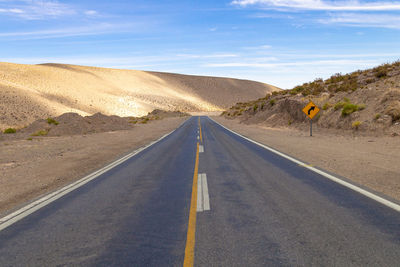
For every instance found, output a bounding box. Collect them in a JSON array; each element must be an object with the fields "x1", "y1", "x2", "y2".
[
  {"x1": 0, "y1": 117, "x2": 188, "y2": 216},
  {"x1": 213, "y1": 116, "x2": 400, "y2": 202}
]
